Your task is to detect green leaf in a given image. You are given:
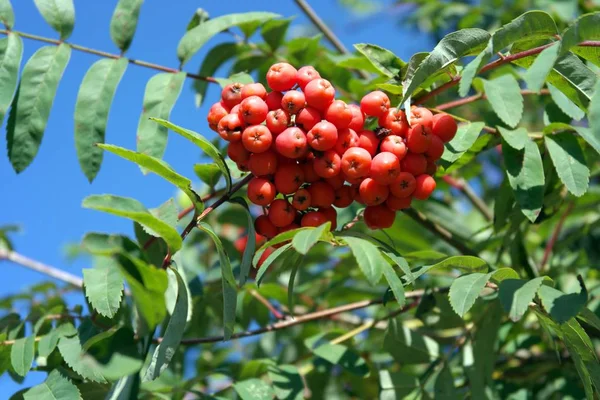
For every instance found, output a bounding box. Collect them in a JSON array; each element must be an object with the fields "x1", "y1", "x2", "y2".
[
  {"x1": 110, "y1": 0, "x2": 143, "y2": 52},
  {"x1": 538, "y1": 277, "x2": 587, "y2": 324},
  {"x1": 286, "y1": 251, "x2": 303, "y2": 316},
  {"x1": 228, "y1": 197, "x2": 255, "y2": 286},
  {"x1": 254, "y1": 228, "x2": 310, "y2": 262},
  {"x1": 503, "y1": 140, "x2": 545, "y2": 222},
  {"x1": 0, "y1": 0, "x2": 14, "y2": 28},
  {"x1": 575, "y1": 127, "x2": 600, "y2": 156},
  {"x1": 402, "y1": 28, "x2": 489, "y2": 101},
  {"x1": 58, "y1": 335, "x2": 107, "y2": 382},
  {"x1": 136, "y1": 72, "x2": 185, "y2": 162},
  {"x1": 449, "y1": 272, "x2": 491, "y2": 317},
  {"x1": 150, "y1": 118, "x2": 232, "y2": 192},
  {"x1": 548, "y1": 83, "x2": 585, "y2": 121},
  {"x1": 561, "y1": 12, "x2": 600, "y2": 54},
  {"x1": 589, "y1": 80, "x2": 600, "y2": 155},
  {"x1": 38, "y1": 323, "x2": 77, "y2": 358},
  {"x1": 261, "y1": 18, "x2": 292, "y2": 51},
  {"x1": 578, "y1": 307, "x2": 600, "y2": 332},
  {"x1": 83, "y1": 260, "x2": 123, "y2": 319},
  {"x1": 439, "y1": 122, "x2": 484, "y2": 167},
  {"x1": 186, "y1": 8, "x2": 209, "y2": 32},
  {"x1": 10, "y1": 335, "x2": 35, "y2": 376},
  {"x1": 74, "y1": 58, "x2": 128, "y2": 182},
  {"x1": 267, "y1": 365, "x2": 303, "y2": 400},
  {"x1": 545, "y1": 132, "x2": 589, "y2": 197},
  {"x1": 499, "y1": 277, "x2": 545, "y2": 321},
  {"x1": 214, "y1": 71, "x2": 254, "y2": 88},
  {"x1": 343, "y1": 236, "x2": 386, "y2": 286},
  {"x1": 33, "y1": 0, "x2": 75, "y2": 40},
  {"x1": 420, "y1": 255, "x2": 489, "y2": 276},
  {"x1": 177, "y1": 12, "x2": 280, "y2": 66},
  {"x1": 193, "y1": 42, "x2": 239, "y2": 107},
  {"x1": 524, "y1": 42, "x2": 560, "y2": 92},
  {"x1": 551, "y1": 53, "x2": 597, "y2": 109},
  {"x1": 98, "y1": 144, "x2": 203, "y2": 213},
  {"x1": 384, "y1": 317, "x2": 439, "y2": 364},
  {"x1": 233, "y1": 378, "x2": 275, "y2": 400},
  {"x1": 382, "y1": 262, "x2": 406, "y2": 307},
  {"x1": 434, "y1": 364, "x2": 458, "y2": 400},
  {"x1": 291, "y1": 222, "x2": 331, "y2": 255},
  {"x1": 198, "y1": 222, "x2": 237, "y2": 340},
  {"x1": 379, "y1": 370, "x2": 420, "y2": 399},
  {"x1": 6, "y1": 44, "x2": 71, "y2": 173},
  {"x1": 497, "y1": 126, "x2": 529, "y2": 150},
  {"x1": 82, "y1": 195, "x2": 182, "y2": 252},
  {"x1": 383, "y1": 251, "x2": 414, "y2": 282},
  {"x1": 0, "y1": 33, "x2": 22, "y2": 125},
  {"x1": 194, "y1": 163, "x2": 222, "y2": 189},
  {"x1": 23, "y1": 370, "x2": 81, "y2": 400},
  {"x1": 490, "y1": 267, "x2": 520, "y2": 283},
  {"x1": 483, "y1": 75, "x2": 523, "y2": 128},
  {"x1": 354, "y1": 43, "x2": 405, "y2": 78},
  {"x1": 255, "y1": 244, "x2": 291, "y2": 286},
  {"x1": 144, "y1": 267, "x2": 188, "y2": 381},
  {"x1": 306, "y1": 335, "x2": 370, "y2": 377}
]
